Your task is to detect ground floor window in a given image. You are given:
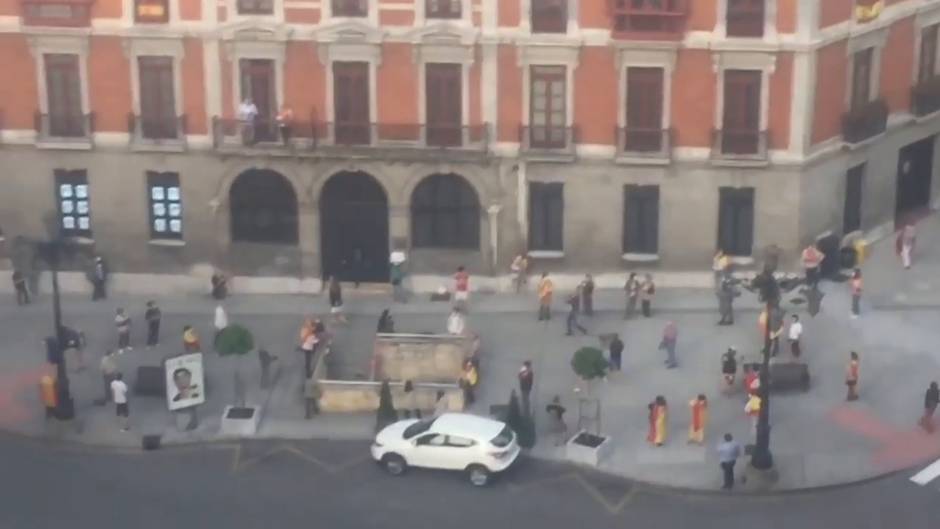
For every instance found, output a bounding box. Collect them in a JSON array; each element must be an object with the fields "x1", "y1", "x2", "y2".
[
  {"x1": 147, "y1": 171, "x2": 182, "y2": 239},
  {"x1": 528, "y1": 182, "x2": 563, "y2": 251},
  {"x1": 623, "y1": 184, "x2": 659, "y2": 254},
  {"x1": 717, "y1": 187, "x2": 754, "y2": 256},
  {"x1": 229, "y1": 169, "x2": 298, "y2": 244},
  {"x1": 55, "y1": 169, "x2": 91, "y2": 238},
  {"x1": 411, "y1": 173, "x2": 480, "y2": 249}
]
